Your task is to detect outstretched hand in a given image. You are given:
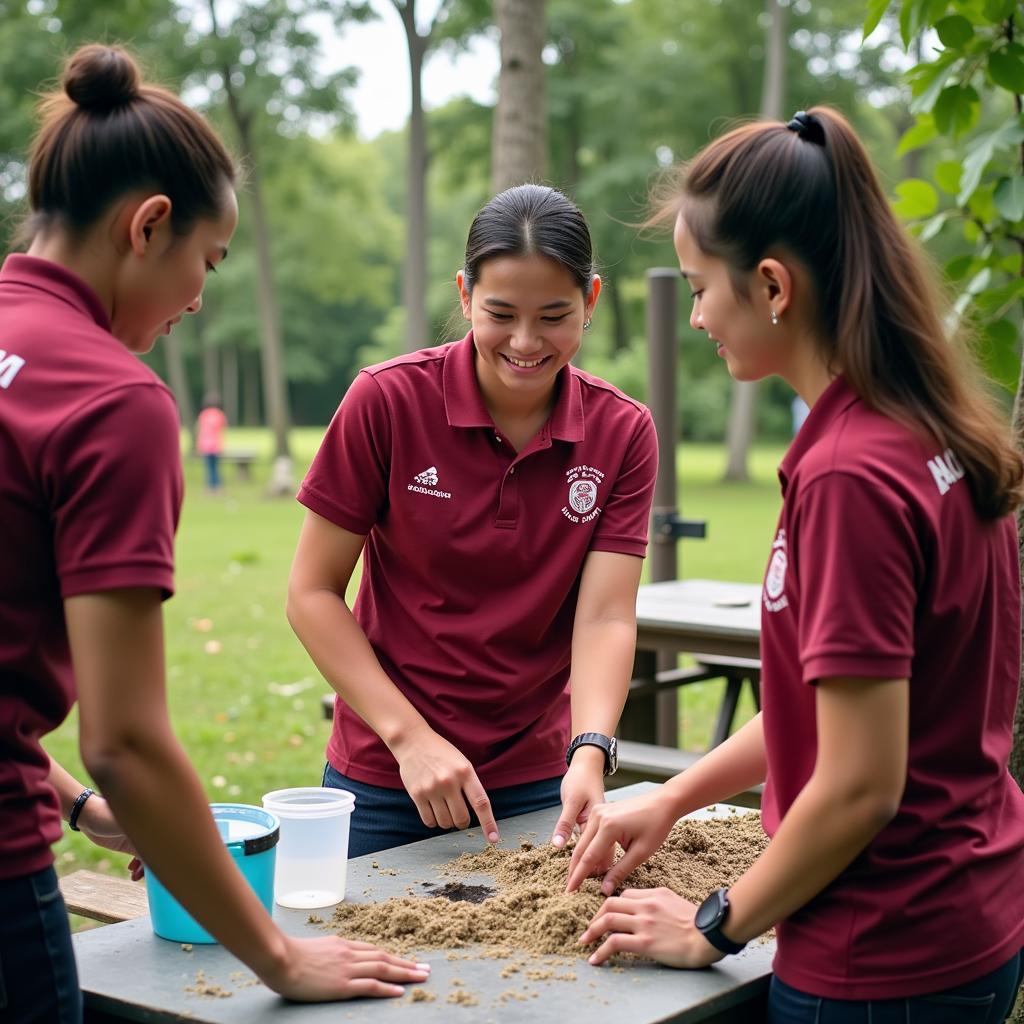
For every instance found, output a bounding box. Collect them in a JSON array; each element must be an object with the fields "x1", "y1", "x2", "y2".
[
  {"x1": 565, "y1": 788, "x2": 678, "y2": 895},
  {"x1": 579, "y1": 888, "x2": 724, "y2": 969}
]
